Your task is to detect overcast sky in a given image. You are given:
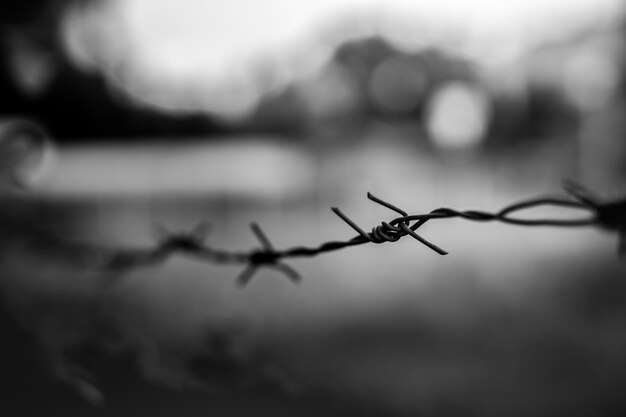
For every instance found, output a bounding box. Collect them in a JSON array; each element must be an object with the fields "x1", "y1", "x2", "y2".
[
  {"x1": 115, "y1": 0, "x2": 622, "y2": 76},
  {"x1": 62, "y1": 0, "x2": 624, "y2": 117}
]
